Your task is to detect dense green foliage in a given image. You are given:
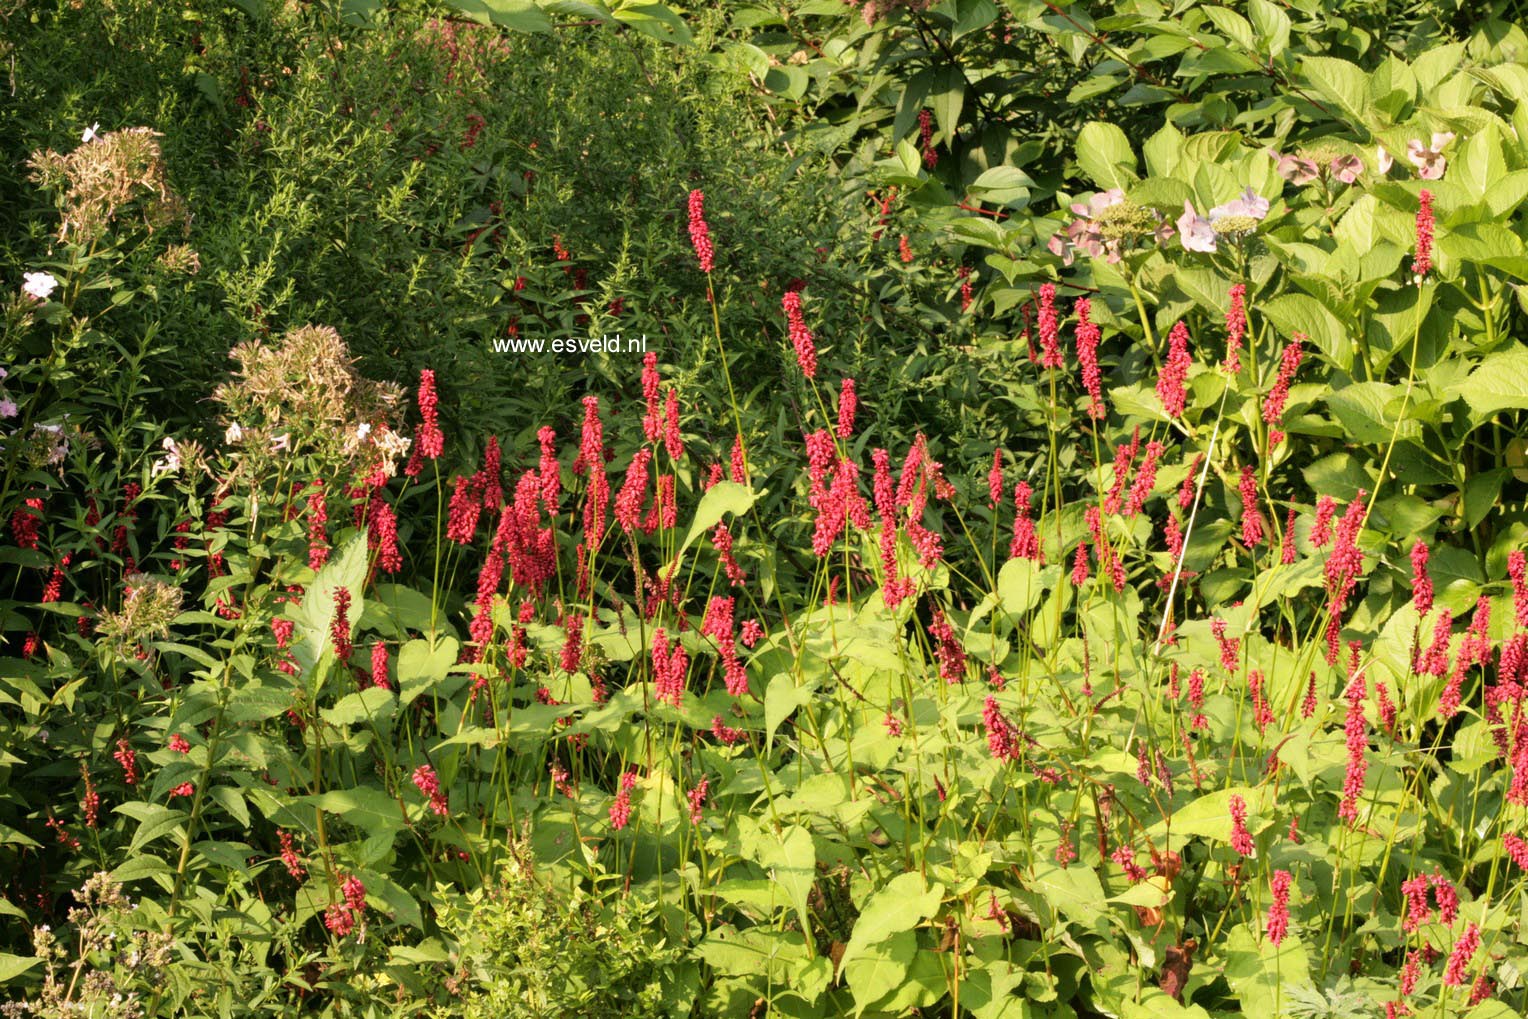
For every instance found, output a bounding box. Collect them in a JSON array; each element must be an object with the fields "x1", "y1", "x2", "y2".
[{"x1": 8, "y1": 1, "x2": 1528, "y2": 1017}]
